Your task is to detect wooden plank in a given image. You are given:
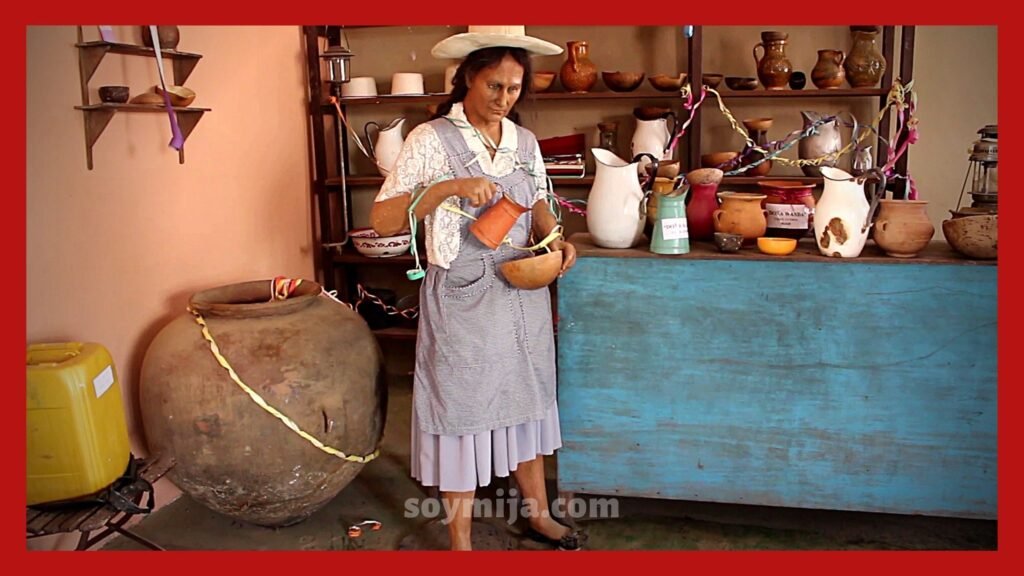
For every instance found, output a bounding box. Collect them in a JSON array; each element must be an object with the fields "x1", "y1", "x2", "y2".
[
  {"x1": 568, "y1": 233, "x2": 996, "y2": 267},
  {"x1": 556, "y1": 246, "x2": 997, "y2": 518}
]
